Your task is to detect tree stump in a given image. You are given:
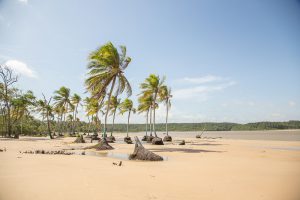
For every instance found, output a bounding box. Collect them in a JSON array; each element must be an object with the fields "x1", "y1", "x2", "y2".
[
  {"x1": 146, "y1": 135, "x2": 155, "y2": 143},
  {"x1": 84, "y1": 138, "x2": 114, "y2": 150},
  {"x1": 163, "y1": 135, "x2": 172, "y2": 142},
  {"x1": 124, "y1": 136, "x2": 133, "y2": 144},
  {"x1": 152, "y1": 137, "x2": 164, "y2": 145},
  {"x1": 141, "y1": 135, "x2": 148, "y2": 141},
  {"x1": 106, "y1": 136, "x2": 115, "y2": 143},
  {"x1": 74, "y1": 135, "x2": 85, "y2": 143},
  {"x1": 129, "y1": 136, "x2": 163, "y2": 161}
]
